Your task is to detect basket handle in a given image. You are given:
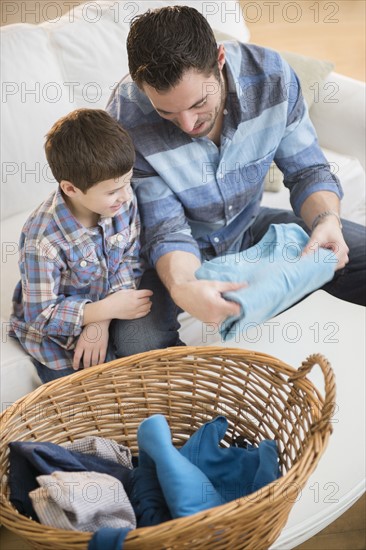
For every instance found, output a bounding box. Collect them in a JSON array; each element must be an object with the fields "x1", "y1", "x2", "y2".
[{"x1": 288, "y1": 353, "x2": 336, "y2": 434}]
